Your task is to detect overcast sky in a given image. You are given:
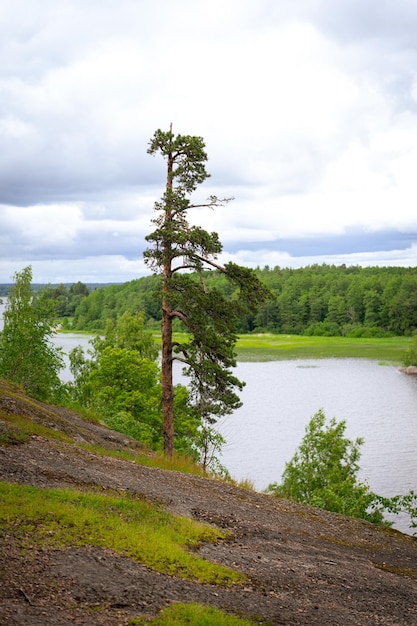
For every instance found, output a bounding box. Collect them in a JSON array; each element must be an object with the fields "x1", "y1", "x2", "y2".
[{"x1": 1, "y1": 0, "x2": 417, "y2": 284}]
